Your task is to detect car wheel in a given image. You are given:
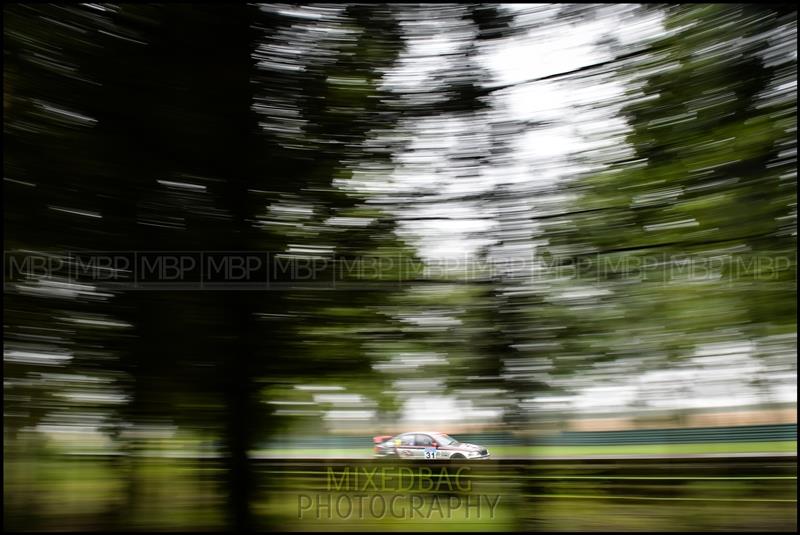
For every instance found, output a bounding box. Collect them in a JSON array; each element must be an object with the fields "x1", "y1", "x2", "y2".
[{"x1": 449, "y1": 453, "x2": 465, "y2": 461}]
